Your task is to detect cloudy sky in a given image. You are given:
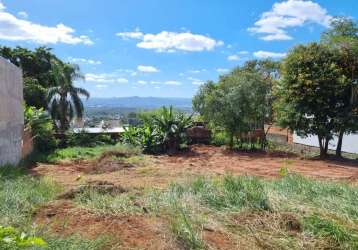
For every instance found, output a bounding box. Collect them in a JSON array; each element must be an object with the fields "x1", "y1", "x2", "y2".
[{"x1": 1, "y1": 0, "x2": 357, "y2": 98}]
